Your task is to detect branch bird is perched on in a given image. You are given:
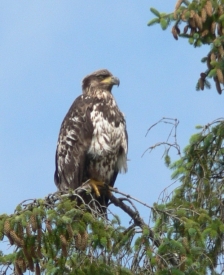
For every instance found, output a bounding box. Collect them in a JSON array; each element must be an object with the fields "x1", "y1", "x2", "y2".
[{"x1": 54, "y1": 69, "x2": 128, "y2": 211}]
